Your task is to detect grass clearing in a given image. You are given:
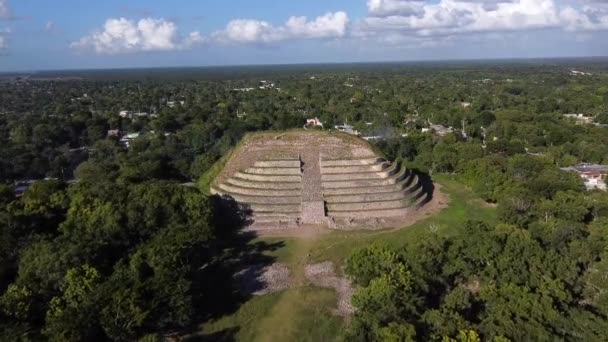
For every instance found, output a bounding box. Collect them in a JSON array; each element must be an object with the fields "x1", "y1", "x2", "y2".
[
  {"x1": 197, "y1": 288, "x2": 342, "y2": 342},
  {"x1": 258, "y1": 238, "x2": 303, "y2": 266},
  {"x1": 195, "y1": 293, "x2": 280, "y2": 341},
  {"x1": 253, "y1": 287, "x2": 342, "y2": 342}
]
